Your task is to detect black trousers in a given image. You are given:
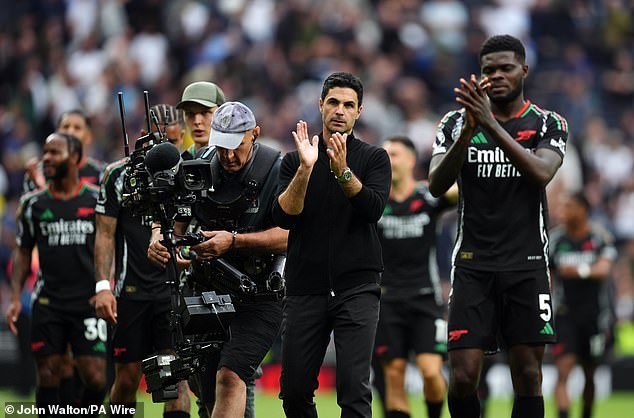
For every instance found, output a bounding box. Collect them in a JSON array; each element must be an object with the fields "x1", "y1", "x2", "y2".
[{"x1": 280, "y1": 282, "x2": 380, "y2": 418}]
